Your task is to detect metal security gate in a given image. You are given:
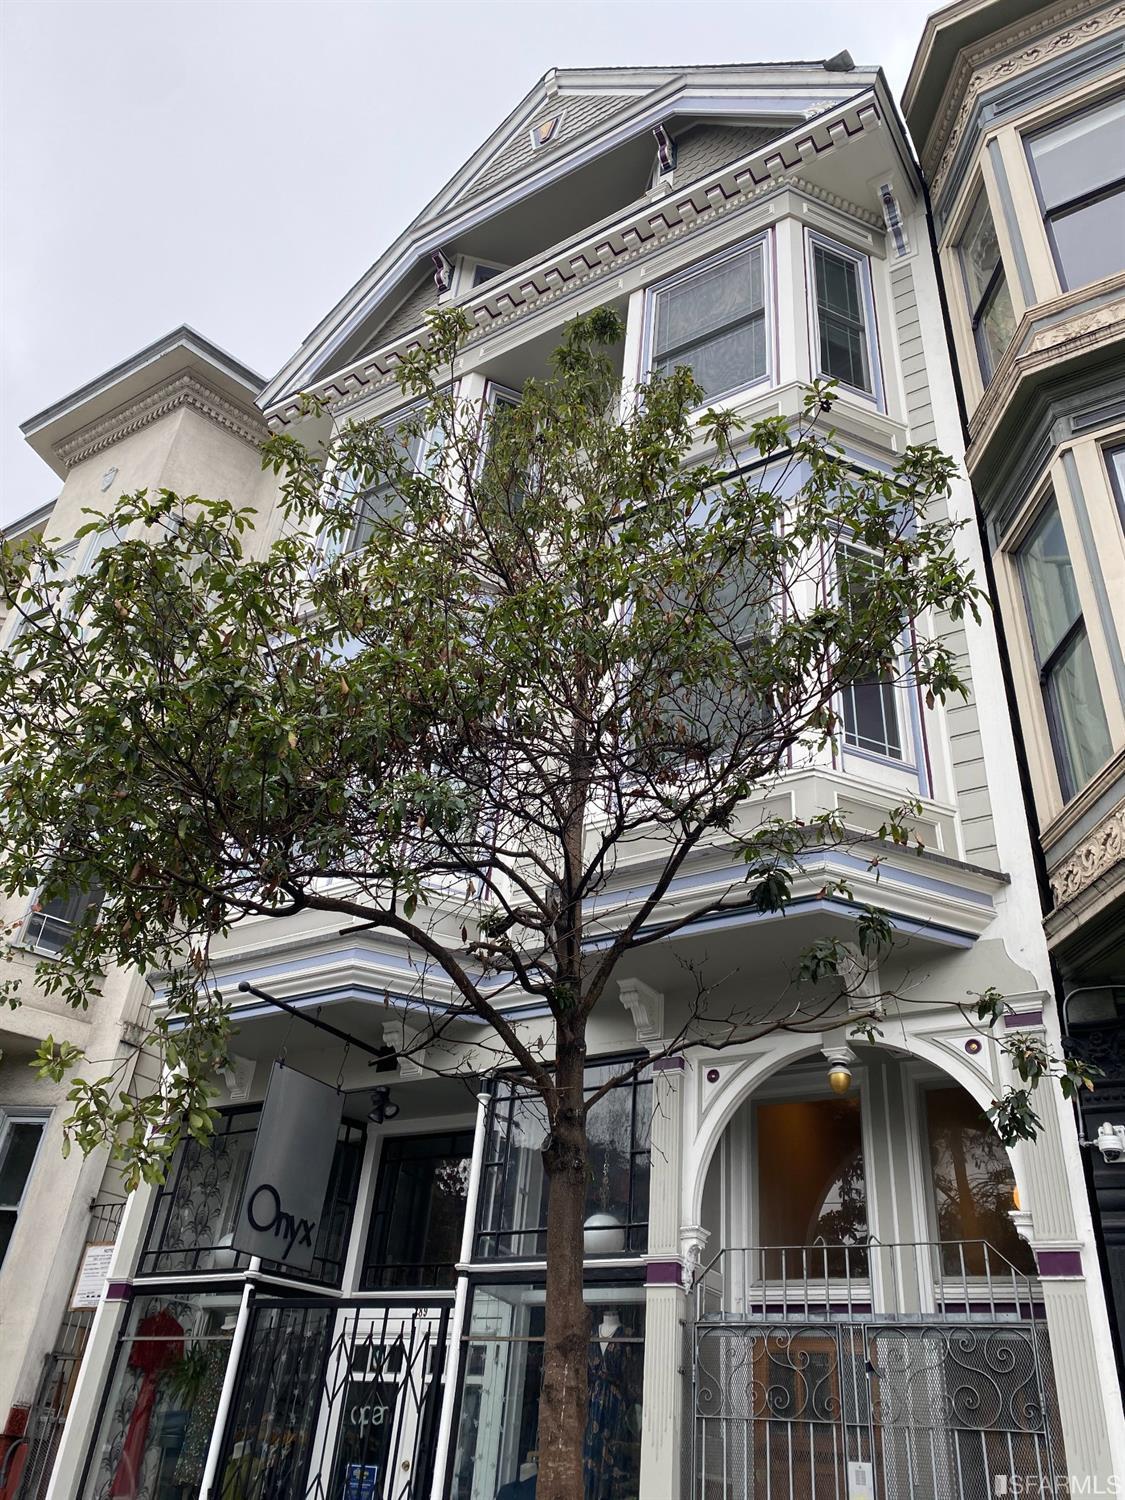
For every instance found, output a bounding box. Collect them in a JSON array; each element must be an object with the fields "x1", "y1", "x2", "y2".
[
  {"x1": 693, "y1": 1319, "x2": 1061, "y2": 1499},
  {"x1": 219, "y1": 1299, "x2": 450, "y2": 1500}
]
